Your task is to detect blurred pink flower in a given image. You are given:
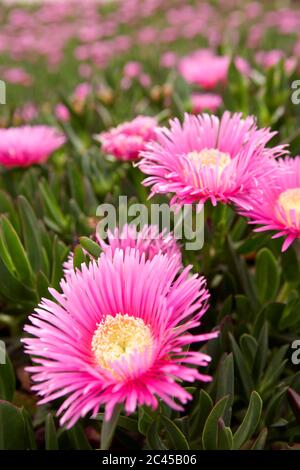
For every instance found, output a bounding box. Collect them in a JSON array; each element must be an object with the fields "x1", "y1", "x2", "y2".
[
  {"x1": 178, "y1": 50, "x2": 249, "y2": 89},
  {"x1": 55, "y1": 104, "x2": 70, "y2": 123},
  {"x1": 160, "y1": 51, "x2": 177, "y2": 68},
  {"x1": 79, "y1": 63, "x2": 92, "y2": 79},
  {"x1": 73, "y1": 82, "x2": 92, "y2": 102},
  {"x1": 123, "y1": 61, "x2": 142, "y2": 78},
  {"x1": 96, "y1": 115, "x2": 158, "y2": 161},
  {"x1": 191, "y1": 93, "x2": 223, "y2": 114},
  {"x1": 0, "y1": 126, "x2": 65, "y2": 168},
  {"x1": 255, "y1": 50, "x2": 297, "y2": 73},
  {"x1": 2, "y1": 67, "x2": 33, "y2": 86},
  {"x1": 139, "y1": 73, "x2": 151, "y2": 88}
]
